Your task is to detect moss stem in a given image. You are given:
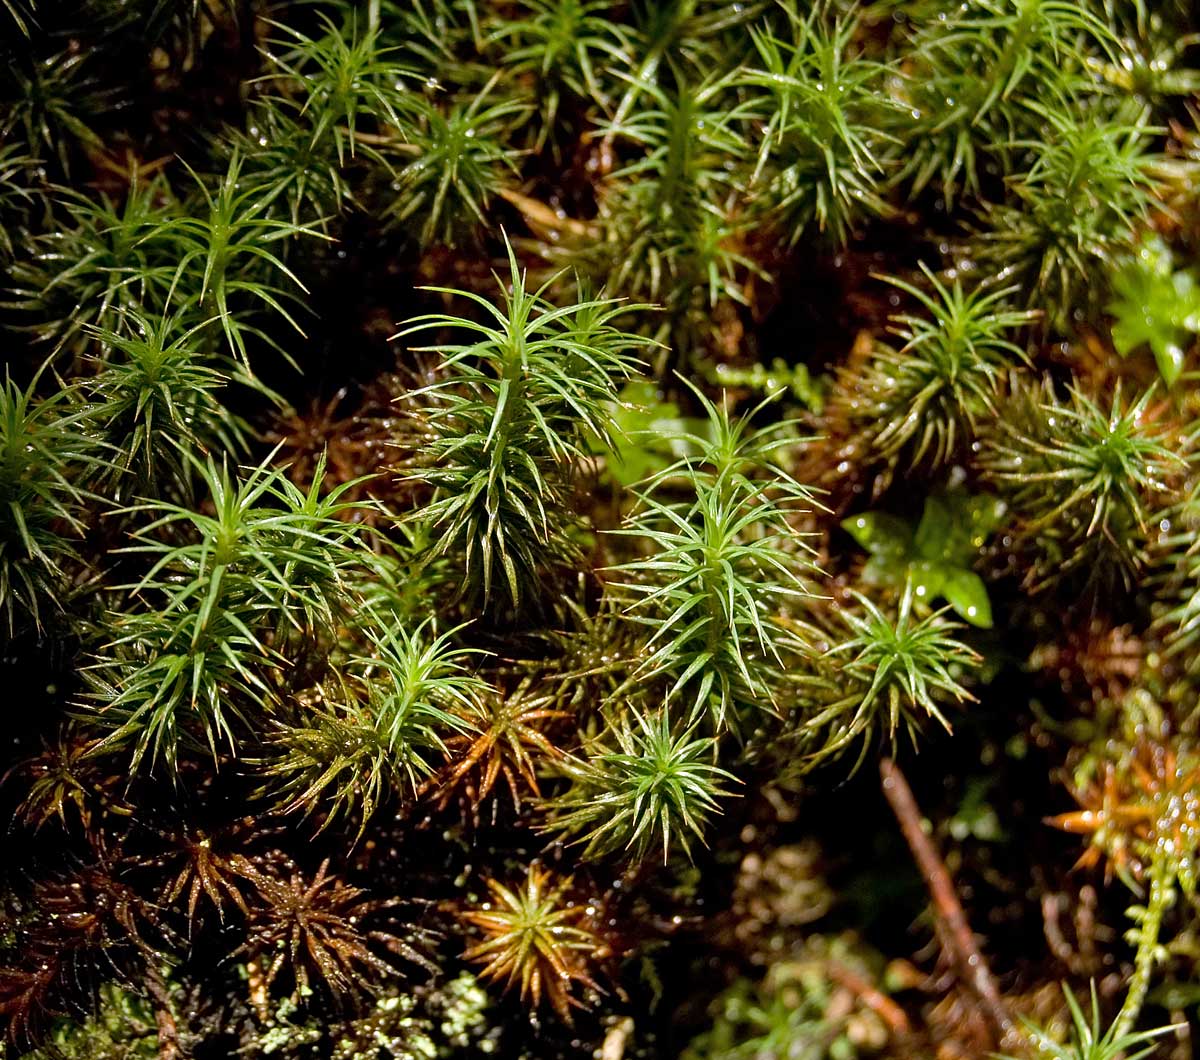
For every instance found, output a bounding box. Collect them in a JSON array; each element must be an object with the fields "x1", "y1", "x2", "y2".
[{"x1": 1112, "y1": 852, "x2": 1173, "y2": 1040}]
